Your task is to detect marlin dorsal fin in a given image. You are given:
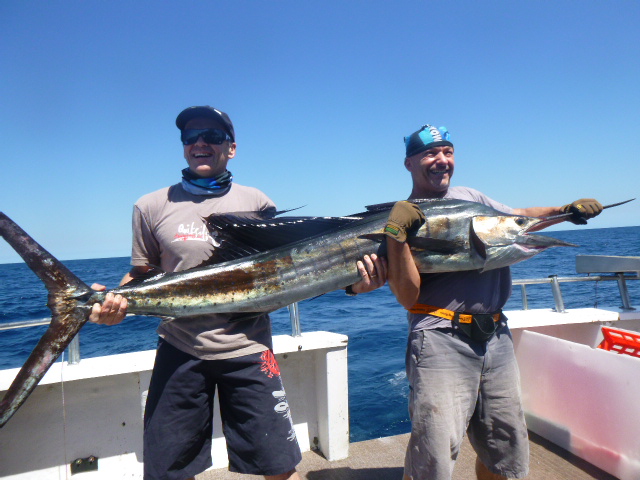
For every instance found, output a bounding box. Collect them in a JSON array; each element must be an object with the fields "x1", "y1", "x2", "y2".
[{"x1": 200, "y1": 210, "x2": 362, "y2": 266}]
